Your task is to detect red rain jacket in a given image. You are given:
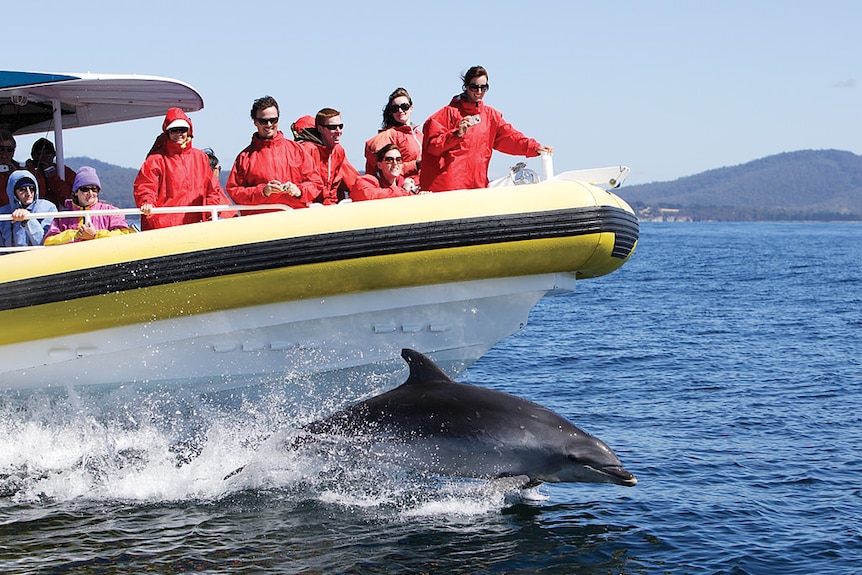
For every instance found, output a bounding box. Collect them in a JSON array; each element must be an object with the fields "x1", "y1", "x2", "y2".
[
  {"x1": 420, "y1": 94, "x2": 540, "y2": 192},
  {"x1": 226, "y1": 131, "x2": 322, "y2": 212},
  {"x1": 133, "y1": 108, "x2": 224, "y2": 230}
]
